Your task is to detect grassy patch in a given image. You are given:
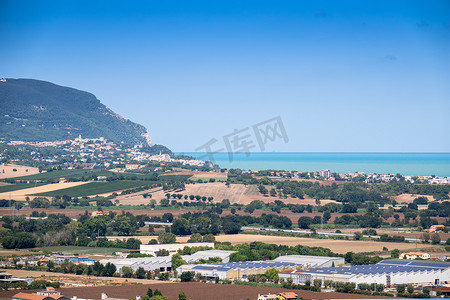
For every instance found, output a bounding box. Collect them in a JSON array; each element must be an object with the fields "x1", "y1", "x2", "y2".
[
  {"x1": 36, "y1": 246, "x2": 128, "y2": 255},
  {"x1": 35, "y1": 180, "x2": 158, "y2": 197},
  {"x1": 0, "y1": 182, "x2": 46, "y2": 193}
]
